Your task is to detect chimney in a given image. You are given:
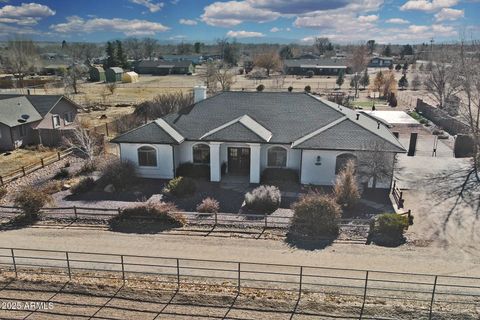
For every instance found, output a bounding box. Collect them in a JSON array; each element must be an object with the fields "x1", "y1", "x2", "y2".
[{"x1": 194, "y1": 85, "x2": 207, "y2": 103}]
